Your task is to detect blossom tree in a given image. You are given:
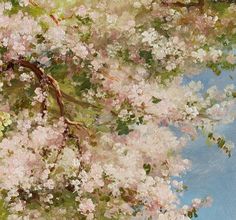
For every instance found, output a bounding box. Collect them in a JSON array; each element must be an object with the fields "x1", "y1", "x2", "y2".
[{"x1": 0, "y1": 0, "x2": 236, "y2": 219}]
